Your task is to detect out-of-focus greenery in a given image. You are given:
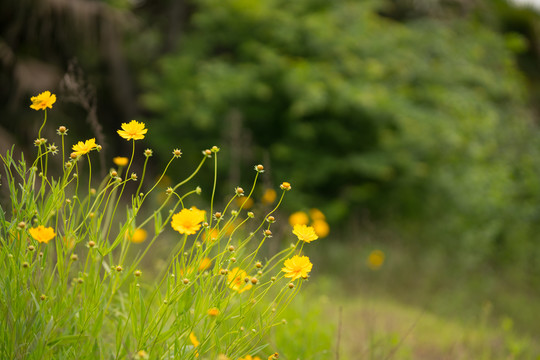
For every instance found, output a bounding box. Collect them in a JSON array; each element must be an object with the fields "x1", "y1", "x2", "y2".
[{"x1": 141, "y1": 0, "x2": 540, "y2": 271}]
